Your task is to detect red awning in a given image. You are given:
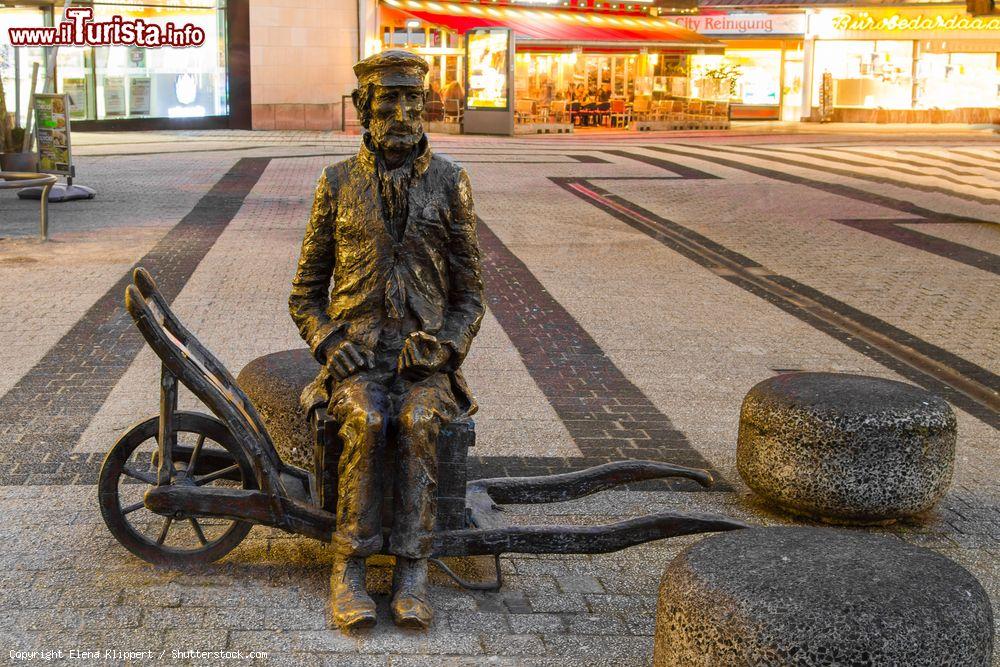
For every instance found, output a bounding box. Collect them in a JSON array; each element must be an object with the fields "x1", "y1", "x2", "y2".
[{"x1": 381, "y1": 0, "x2": 721, "y2": 49}]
